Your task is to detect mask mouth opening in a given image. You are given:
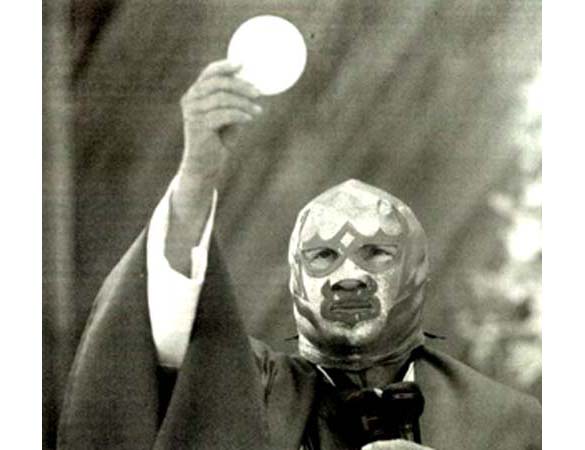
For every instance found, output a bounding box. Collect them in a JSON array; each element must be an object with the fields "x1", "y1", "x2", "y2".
[
  {"x1": 329, "y1": 299, "x2": 373, "y2": 312},
  {"x1": 329, "y1": 281, "x2": 373, "y2": 311},
  {"x1": 321, "y1": 277, "x2": 381, "y2": 327}
]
